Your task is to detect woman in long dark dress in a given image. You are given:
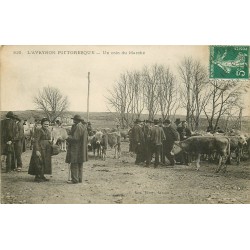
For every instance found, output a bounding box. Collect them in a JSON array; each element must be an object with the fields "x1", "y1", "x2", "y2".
[{"x1": 28, "y1": 118, "x2": 52, "y2": 182}]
